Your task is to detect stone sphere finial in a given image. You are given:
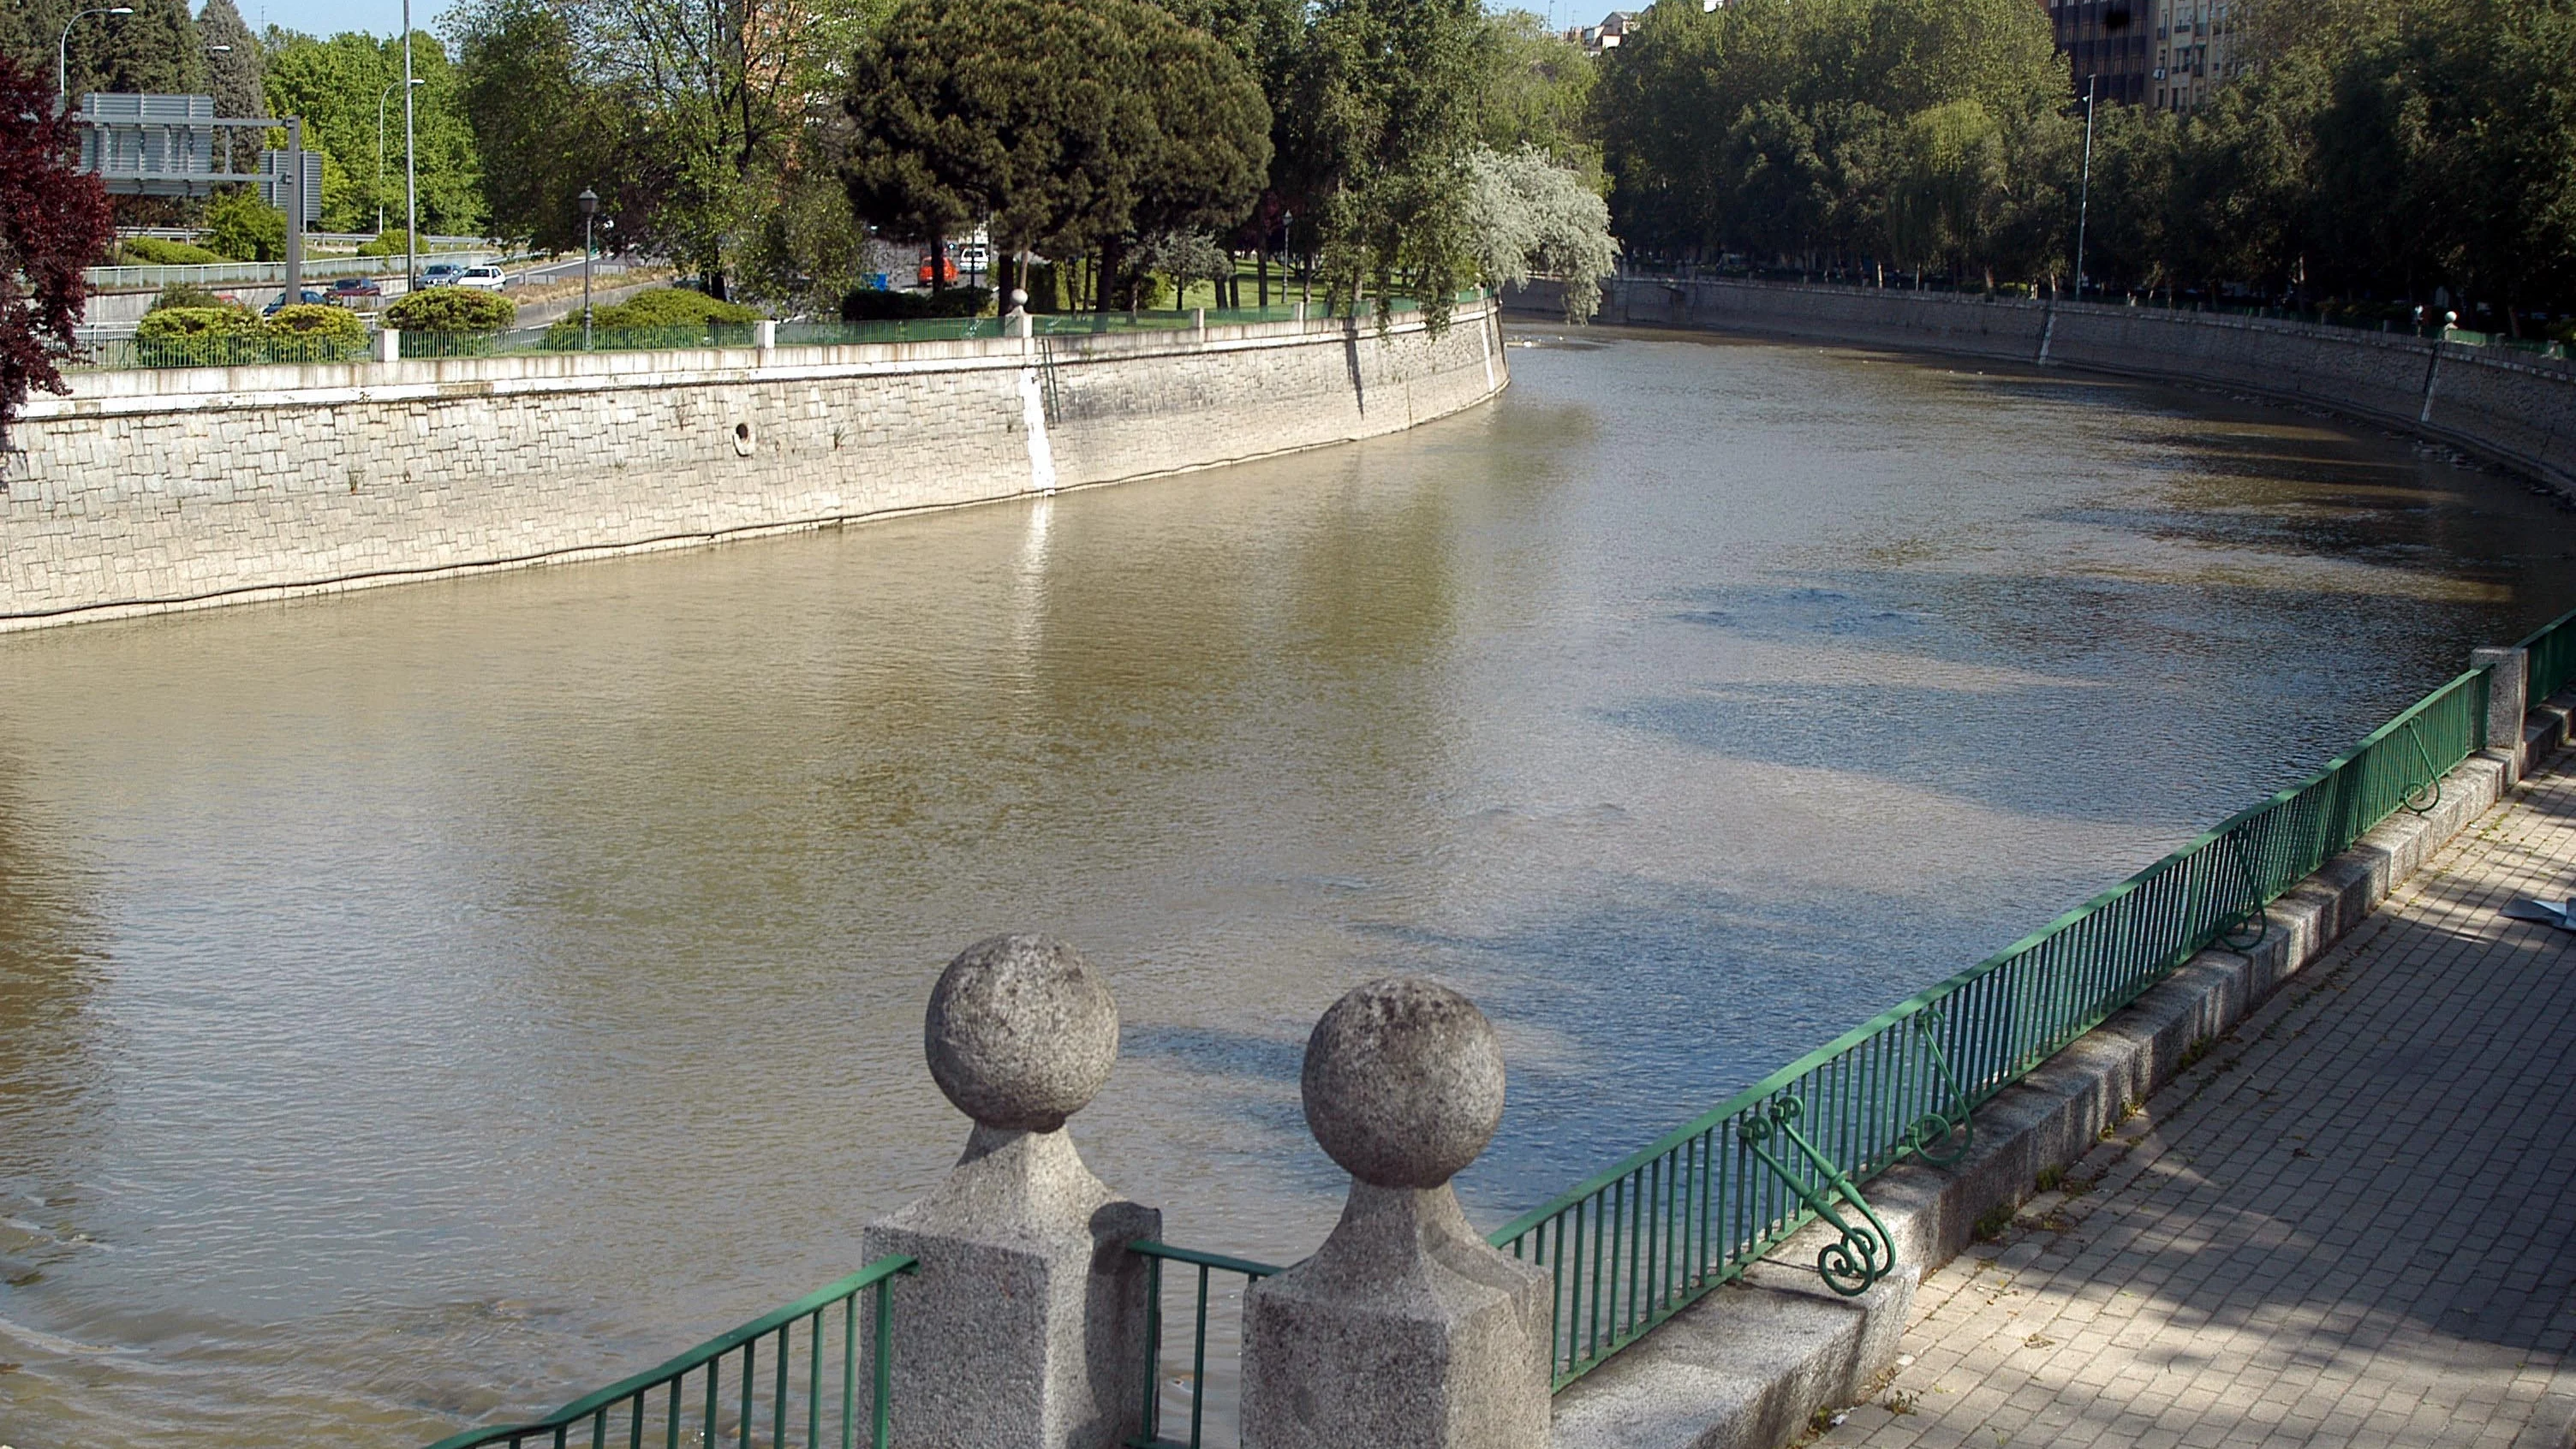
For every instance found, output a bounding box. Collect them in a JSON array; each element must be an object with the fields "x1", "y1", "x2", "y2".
[
  {"x1": 925, "y1": 934, "x2": 1119, "y2": 1133},
  {"x1": 1301, "y1": 976, "x2": 1506, "y2": 1190},
  {"x1": 1009, "y1": 288, "x2": 1030, "y2": 308}
]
